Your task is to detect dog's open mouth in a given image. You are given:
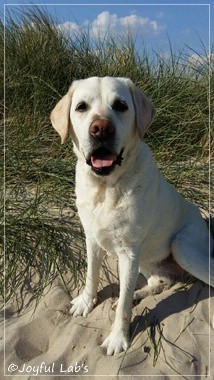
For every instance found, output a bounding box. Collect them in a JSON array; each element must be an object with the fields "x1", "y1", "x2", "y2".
[{"x1": 86, "y1": 147, "x2": 124, "y2": 176}]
